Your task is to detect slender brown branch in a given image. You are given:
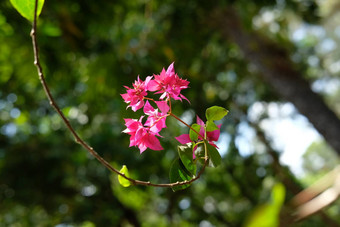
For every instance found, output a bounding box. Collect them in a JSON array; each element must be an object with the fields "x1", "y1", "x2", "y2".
[
  {"x1": 169, "y1": 112, "x2": 204, "y2": 140},
  {"x1": 30, "y1": 0, "x2": 206, "y2": 188}
]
